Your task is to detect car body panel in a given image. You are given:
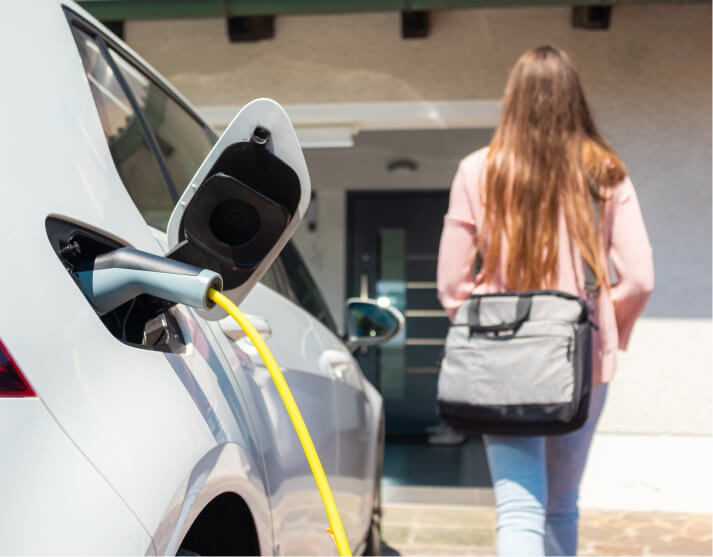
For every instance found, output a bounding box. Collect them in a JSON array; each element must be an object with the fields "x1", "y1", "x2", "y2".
[
  {"x1": 310, "y1": 317, "x2": 374, "y2": 547},
  {"x1": 0, "y1": 399, "x2": 153, "y2": 554},
  {"x1": 151, "y1": 442, "x2": 273, "y2": 556},
  {"x1": 226, "y1": 284, "x2": 342, "y2": 554}
]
